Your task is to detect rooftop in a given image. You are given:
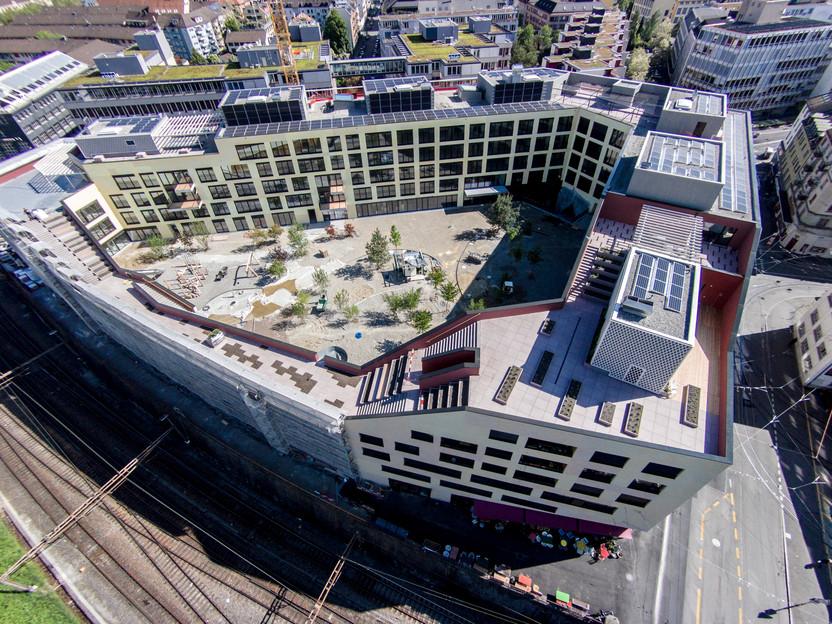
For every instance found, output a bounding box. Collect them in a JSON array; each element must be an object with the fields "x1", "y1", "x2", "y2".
[
  {"x1": 637, "y1": 132, "x2": 723, "y2": 182},
  {"x1": 399, "y1": 34, "x2": 478, "y2": 62},
  {"x1": 721, "y1": 17, "x2": 831, "y2": 33},
  {"x1": 666, "y1": 88, "x2": 725, "y2": 116},
  {"x1": 364, "y1": 75, "x2": 432, "y2": 95},
  {"x1": 220, "y1": 86, "x2": 306, "y2": 106},
  {"x1": 0, "y1": 51, "x2": 87, "y2": 113}
]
